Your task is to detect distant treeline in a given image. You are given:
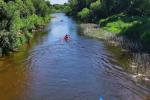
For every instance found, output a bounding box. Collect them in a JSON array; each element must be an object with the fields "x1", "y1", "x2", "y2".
[
  {"x1": 0, "y1": 0, "x2": 51, "y2": 55},
  {"x1": 51, "y1": 4, "x2": 67, "y2": 12},
  {"x1": 65, "y1": 0, "x2": 150, "y2": 44}
]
